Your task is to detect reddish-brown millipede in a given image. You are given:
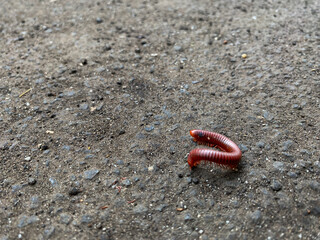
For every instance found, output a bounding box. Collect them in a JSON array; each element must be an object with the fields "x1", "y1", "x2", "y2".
[{"x1": 188, "y1": 130, "x2": 242, "y2": 169}]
